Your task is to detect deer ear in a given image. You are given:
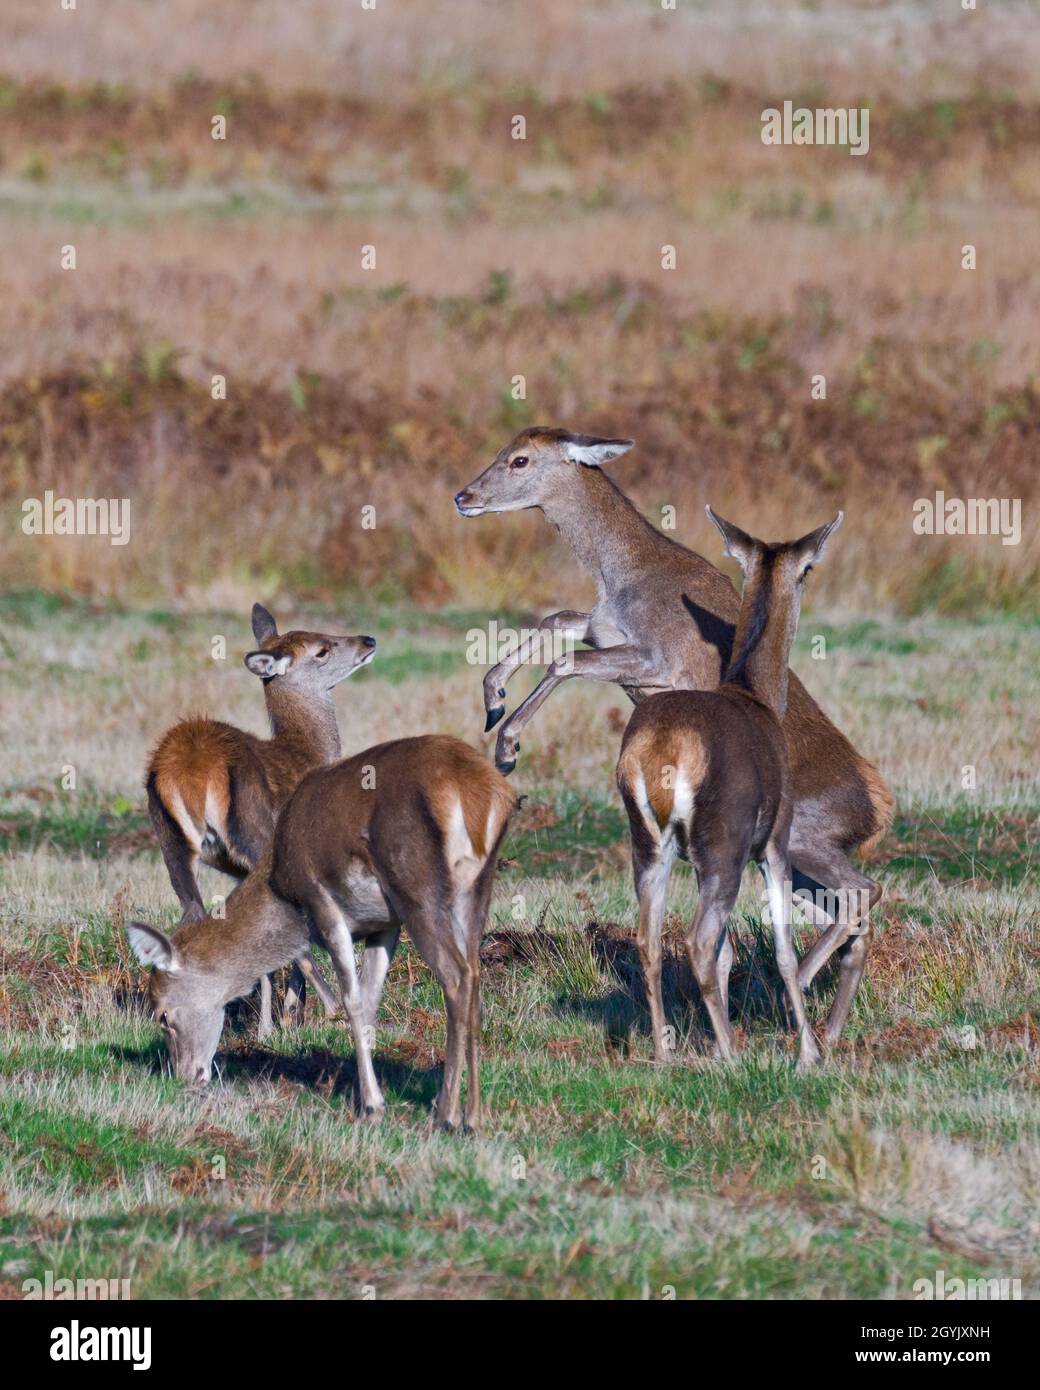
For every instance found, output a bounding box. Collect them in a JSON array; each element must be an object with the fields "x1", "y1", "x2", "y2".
[
  {"x1": 795, "y1": 511, "x2": 844, "y2": 574},
  {"x1": 563, "y1": 435, "x2": 635, "y2": 467},
  {"x1": 705, "y1": 506, "x2": 758, "y2": 573},
  {"x1": 251, "y1": 603, "x2": 278, "y2": 643},
  {"x1": 244, "y1": 649, "x2": 291, "y2": 679},
  {"x1": 127, "y1": 922, "x2": 181, "y2": 973}
]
